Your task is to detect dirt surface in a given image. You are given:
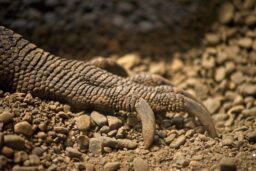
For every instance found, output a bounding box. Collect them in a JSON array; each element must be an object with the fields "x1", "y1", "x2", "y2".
[{"x1": 0, "y1": 0, "x2": 256, "y2": 171}]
